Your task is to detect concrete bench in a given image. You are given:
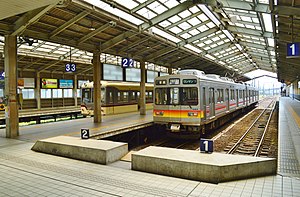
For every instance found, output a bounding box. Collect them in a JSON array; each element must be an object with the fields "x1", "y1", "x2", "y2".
[
  {"x1": 32, "y1": 136, "x2": 128, "y2": 164},
  {"x1": 132, "y1": 146, "x2": 276, "y2": 183}
]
